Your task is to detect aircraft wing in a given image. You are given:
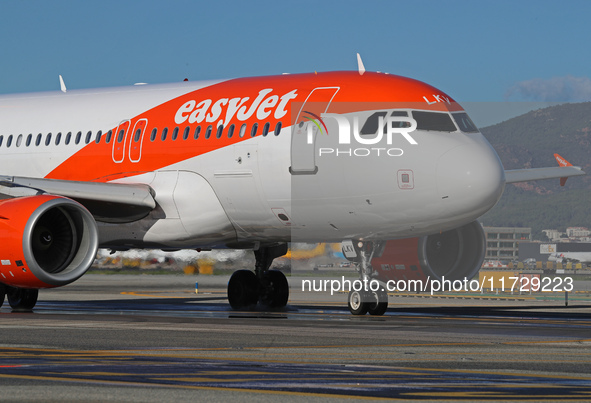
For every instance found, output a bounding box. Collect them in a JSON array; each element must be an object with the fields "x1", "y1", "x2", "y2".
[
  {"x1": 0, "y1": 175, "x2": 155, "y2": 223},
  {"x1": 504, "y1": 154, "x2": 585, "y2": 185},
  {"x1": 505, "y1": 166, "x2": 585, "y2": 183}
]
